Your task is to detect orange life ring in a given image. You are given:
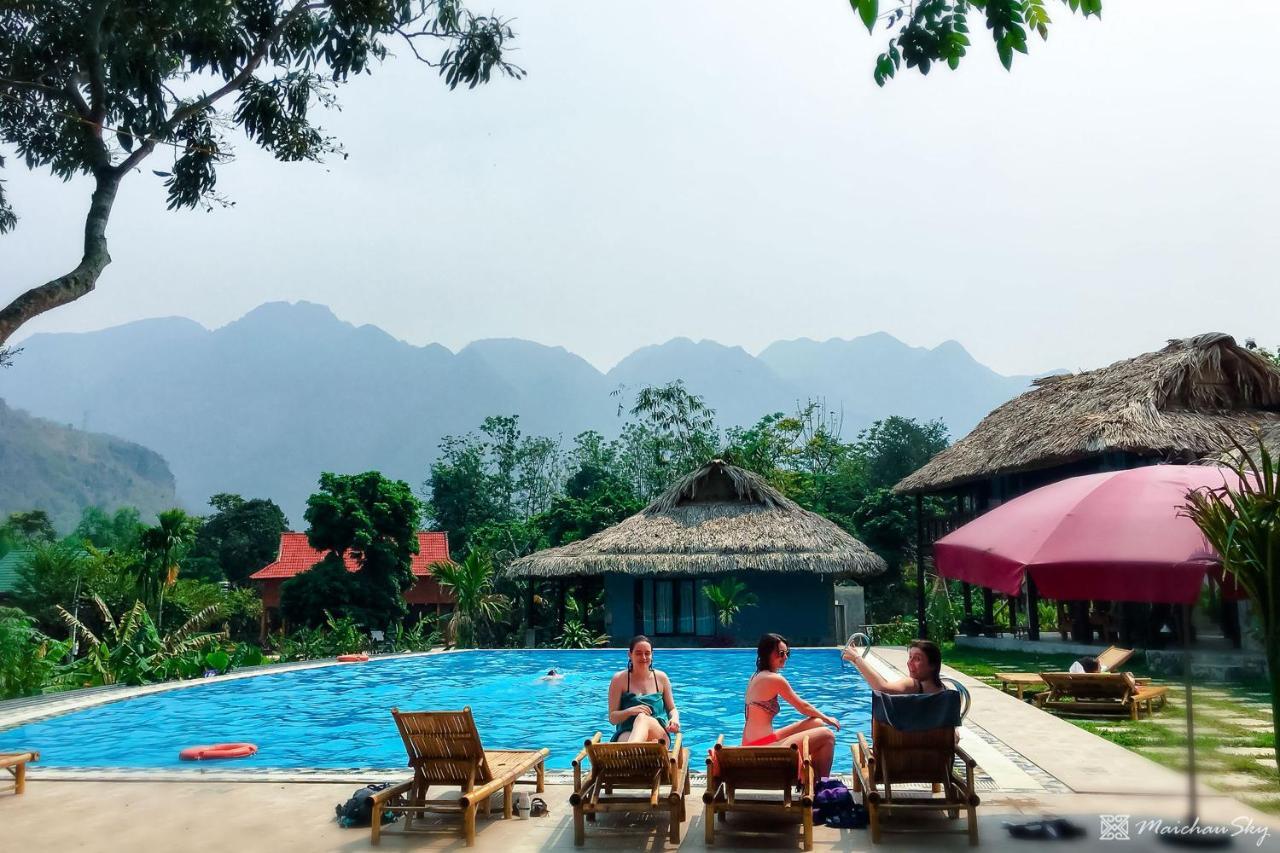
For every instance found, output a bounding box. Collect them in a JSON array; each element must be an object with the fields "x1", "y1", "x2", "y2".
[
  {"x1": 179, "y1": 743, "x2": 257, "y2": 761},
  {"x1": 336, "y1": 653, "x2": 369, "y2": 662}
]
